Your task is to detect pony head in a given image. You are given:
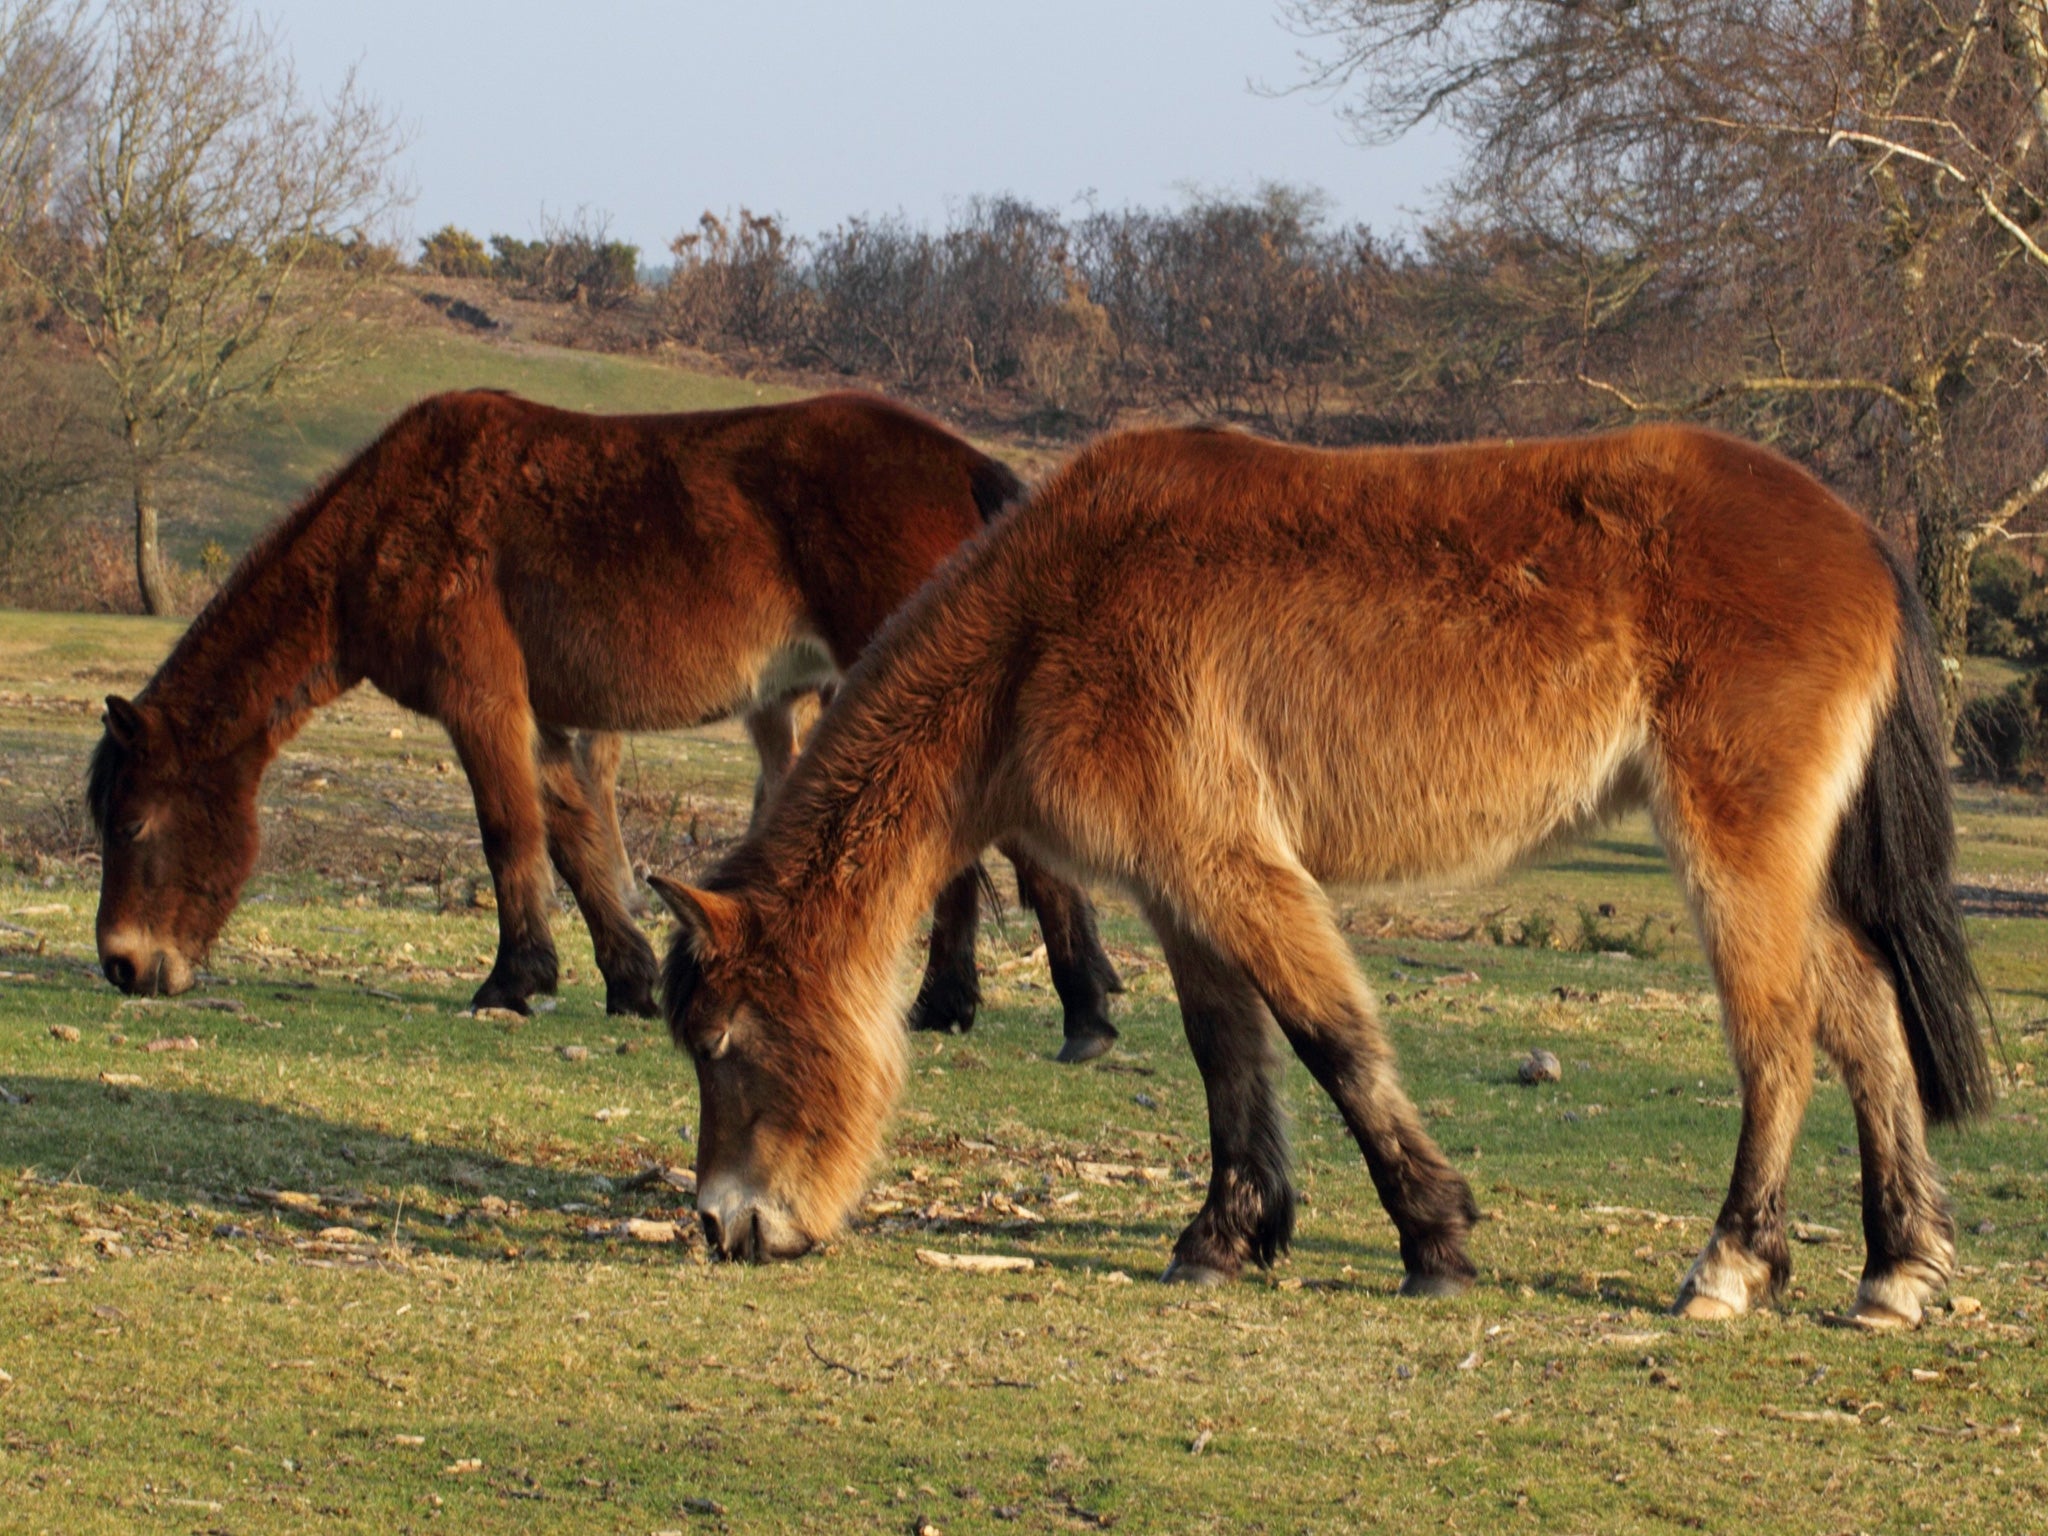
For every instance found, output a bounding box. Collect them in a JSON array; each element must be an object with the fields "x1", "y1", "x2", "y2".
[
  {"x1": 88, "y1": 695, "x2": 263, "y2": 997},
  {"x1": 651, "y1": 873, "x2": 905, "y2": 1261}
]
